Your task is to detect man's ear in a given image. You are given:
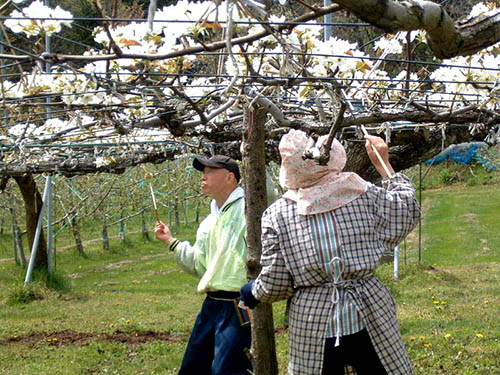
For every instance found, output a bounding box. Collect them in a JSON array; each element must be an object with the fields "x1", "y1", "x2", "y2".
[{"x1": 228, "y1": 171, "x2": 237, "y2": 184}]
